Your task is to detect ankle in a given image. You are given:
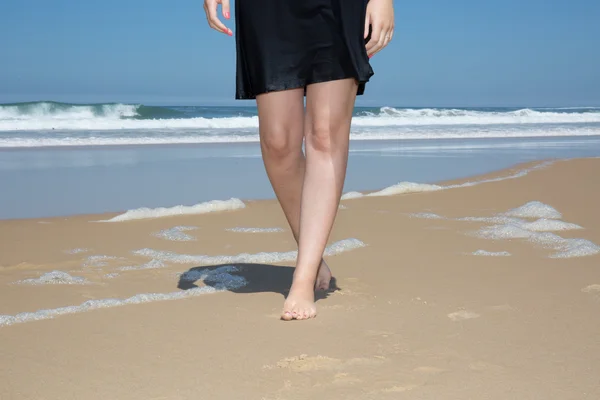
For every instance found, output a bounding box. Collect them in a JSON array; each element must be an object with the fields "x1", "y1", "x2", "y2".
[{"x1": 291, "y1": 274, "x2": 316, "y2": 289}]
